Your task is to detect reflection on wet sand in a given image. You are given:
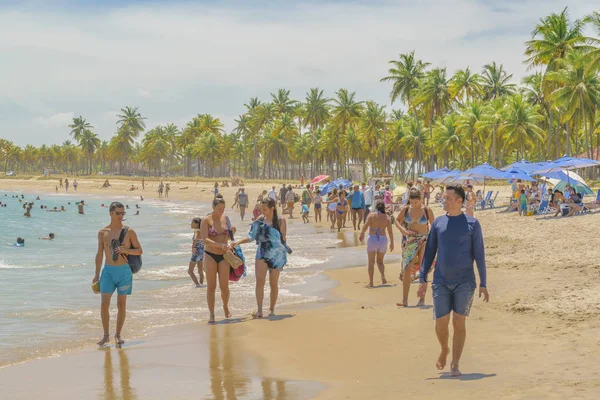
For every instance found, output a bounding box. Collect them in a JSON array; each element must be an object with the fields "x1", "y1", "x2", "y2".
[
  {"x1": 336, "y1": 231, "x2": 362, "y2": 249},
  {"x1": 103, "y1": 349, "x2": 137, "y2": 400},
  {"x1": 208, "y1": 324, "x2": 251, "y2": 399},
  {"x1": 261, "y1": 378, "x2": 287, "y2": 400}
]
